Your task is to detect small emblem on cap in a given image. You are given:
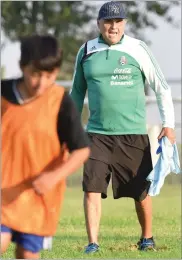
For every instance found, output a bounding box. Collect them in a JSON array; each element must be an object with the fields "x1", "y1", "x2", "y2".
[{"x1": 111, "y1": 5, "x2": 120, "y2": 14}]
